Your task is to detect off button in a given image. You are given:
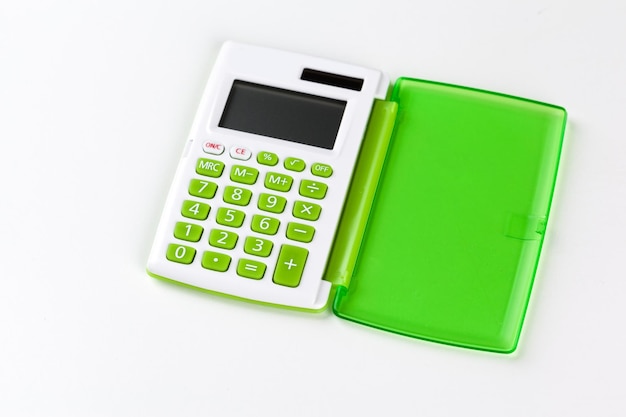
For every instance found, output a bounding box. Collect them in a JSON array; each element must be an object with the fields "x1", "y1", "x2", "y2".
[{"x1": 311, "y1": 163, "x2": 333, "y2": 178}]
